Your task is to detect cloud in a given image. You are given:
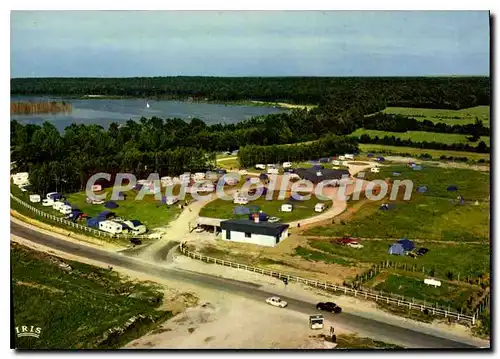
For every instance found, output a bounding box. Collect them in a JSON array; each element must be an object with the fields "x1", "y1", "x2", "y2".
[{"x1": 10, "y1": 10, "x2": 490, "y2": 77}]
